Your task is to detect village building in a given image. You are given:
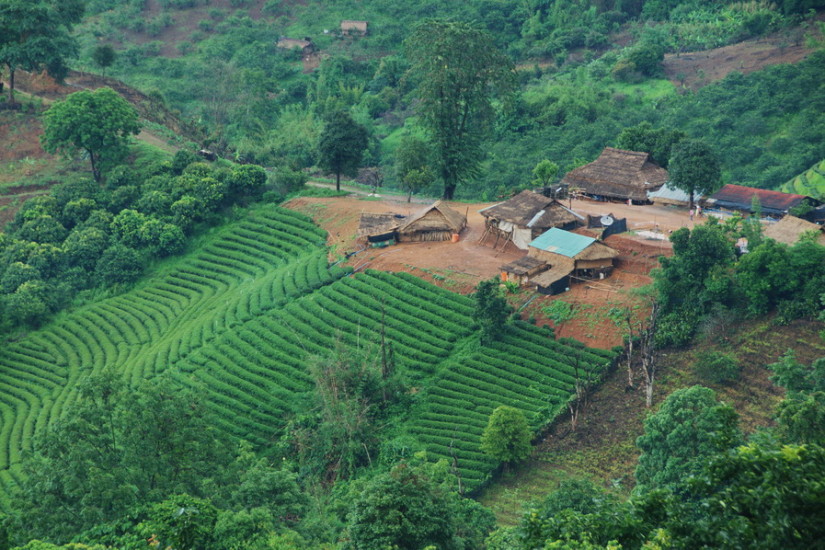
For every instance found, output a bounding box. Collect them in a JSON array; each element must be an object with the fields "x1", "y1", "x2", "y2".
[
  {"x1": 646, "y1": 182, "x2": 701, "y2": 207},
  {"x1": 276, "y1": 37, "x2": 315, "y2": 56},
  {"x1": 340, "y1": 20, "x2": 368, "y2": 36},
  {"x1": 500, "y1": 228, "x2": 618, "y2": 295},
  {"x1": 478, "y1": 190, "x2": 582, "y2": 250},
  {"x1": 763, "y1": 215, "x2": 825, "y2": 246},
  {"x1": 707, "y1": 184, "x2": 819, "y2": 218},
  {"x1": 356, "y1": 201, "x2": 466, "y2": 244},
  {"x1": 397, "y1": 201, "x2": 466, "y2": 242},
  {"x1": 561, "y1": 147, "x2": 669, "y2": 203}
]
